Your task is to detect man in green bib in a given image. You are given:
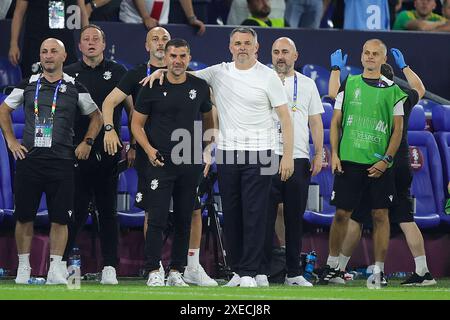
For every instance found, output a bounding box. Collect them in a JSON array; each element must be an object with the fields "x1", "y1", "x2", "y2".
[
  {"x1": 241, "y1": 0, "x2": 287, "y2": 27},
  {"x1": 318, "y1": 39, "x2": 407, "y2": 285}
]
